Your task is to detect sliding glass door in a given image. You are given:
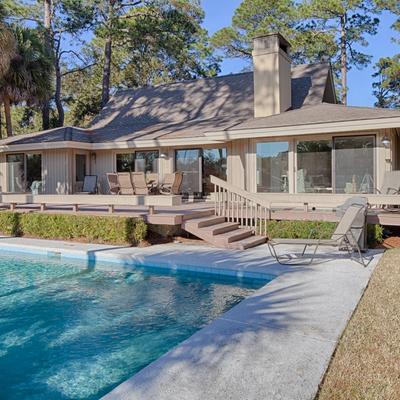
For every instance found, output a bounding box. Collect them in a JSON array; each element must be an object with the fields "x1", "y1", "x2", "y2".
[
  {"x1": 257, "y1": 141, "x2": 289, "y2": 192},
  {"x1": 175, "y1": 149, "x2": 202, "y2": 195},
  {"x1": 7, "y1": 153, "x2": 42, "y2": 193},
  {"x1": 203, "y1": 148, "x2": 227, "y2": 195},
  {"x1": 334, "y1": 136, "x2": 375, "y2": 193}
]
